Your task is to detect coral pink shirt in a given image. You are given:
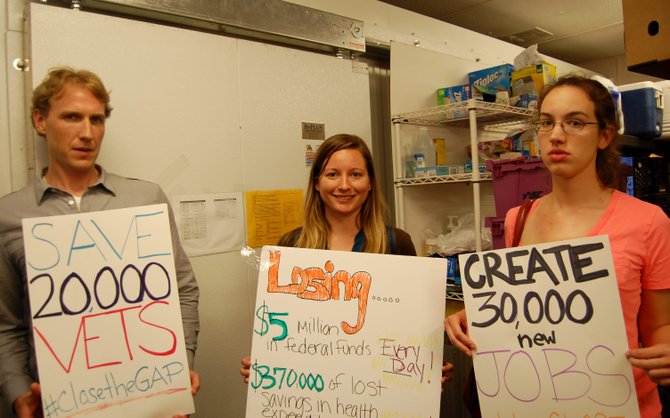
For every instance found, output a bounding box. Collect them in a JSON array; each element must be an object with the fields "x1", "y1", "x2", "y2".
[{"x1": 505, "y1": 190, "x2": 670, "y2": 418}]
